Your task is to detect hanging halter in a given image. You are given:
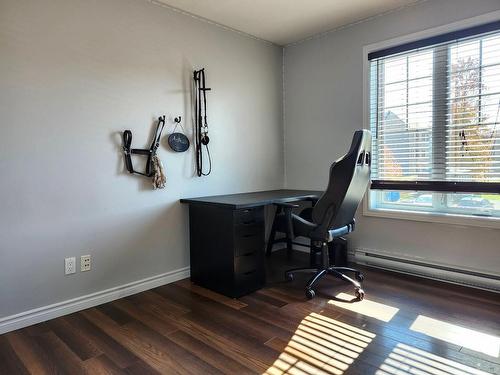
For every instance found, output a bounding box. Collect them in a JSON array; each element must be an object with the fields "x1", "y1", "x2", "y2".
[
  {"x1": 194, "y1": 68, "x2": 212, "y2": 176},
  {"x1": 122, "y1": 115, "x2": 166, "y2": 177}
]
